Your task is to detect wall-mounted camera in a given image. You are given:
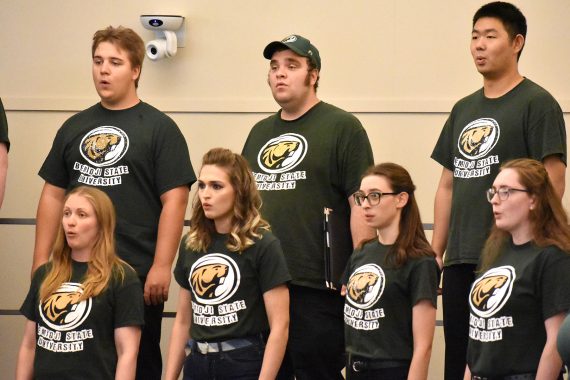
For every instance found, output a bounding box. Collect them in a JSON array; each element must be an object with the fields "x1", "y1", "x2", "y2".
[{"x1": 140, "y1": 15, "x2": 185, "y2": 61}]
